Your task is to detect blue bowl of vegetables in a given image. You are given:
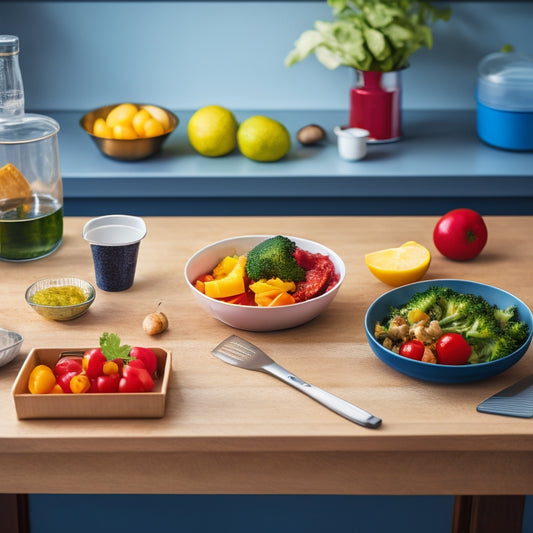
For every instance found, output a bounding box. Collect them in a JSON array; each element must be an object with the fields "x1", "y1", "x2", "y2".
[{"x1": 365, "y1": 279, "x2": 533, "y2": 384}]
